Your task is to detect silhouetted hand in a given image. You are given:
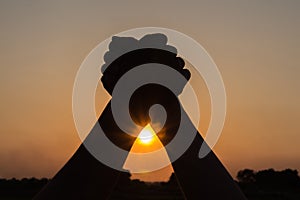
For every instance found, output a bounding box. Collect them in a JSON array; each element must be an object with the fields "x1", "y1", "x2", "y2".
[
  {"x1": 100, "y1": 47, "x2": 190, "y2": 151},
  {"x1": 129, "y1": 83, "x2": 181, "y2": 146},
  {"x1": 98, "y1": 82, "x2": 183, "y2": 151}
]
